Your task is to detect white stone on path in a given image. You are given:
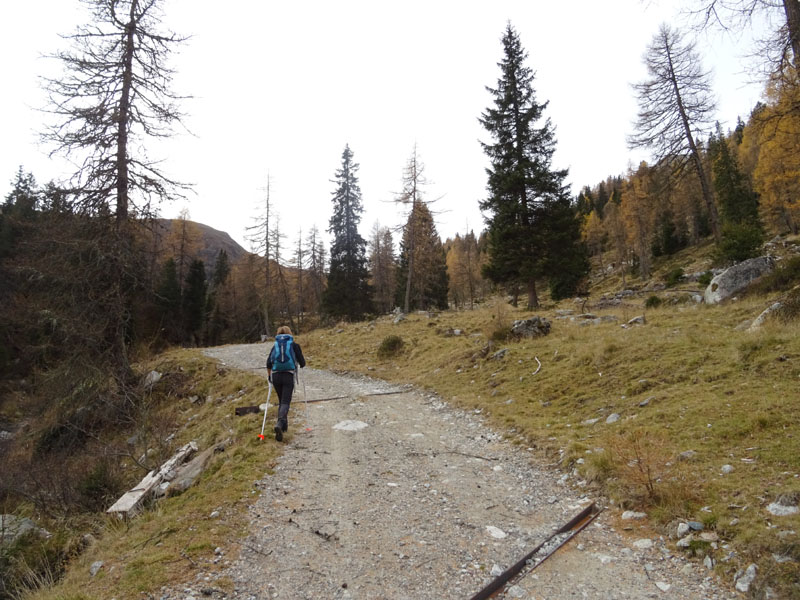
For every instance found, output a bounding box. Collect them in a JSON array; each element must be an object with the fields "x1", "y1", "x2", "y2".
[
  {"x1": 486, "y1": 526, "x2": 507, "y2": 539},
  {"x1": 634, "y1": 538, "x2": 654, "y2": 550},
  {"x1": 332, "y1": 420, "x2": 369, "y2": 431},
  {"x1": 655, "y1": 582, "x2": 671, "y2": 592}
]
